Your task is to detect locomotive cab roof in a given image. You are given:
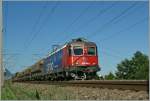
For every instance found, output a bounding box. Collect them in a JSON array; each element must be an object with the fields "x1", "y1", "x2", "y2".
[
  {"x1": 71, "y1": 38, "x2": 88, "y2": 42},
  {"x1": 68, "y1": 38, "x2": 96, "y2": 46}
]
